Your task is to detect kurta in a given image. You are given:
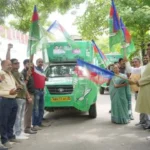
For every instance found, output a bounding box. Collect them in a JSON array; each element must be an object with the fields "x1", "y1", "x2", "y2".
[{"x1": 136, "y1": 63, "x2": 150, "y2": 114}]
